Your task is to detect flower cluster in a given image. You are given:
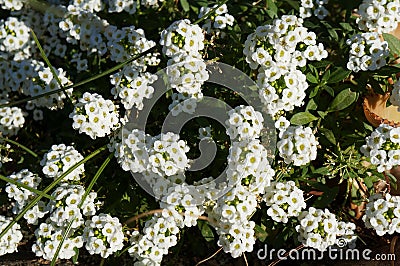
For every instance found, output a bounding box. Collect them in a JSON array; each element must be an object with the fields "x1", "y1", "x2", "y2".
[
  {"x1": 110, "y1": 68, "x2": 157, "y2": 111},
  {"x1": 160, "y1": 19, "x2": 207, "y2": 115},
  {"x1": 263, "y1": 181, "x2": 306, "y2": 223},
  {"x1": 168, "y1": 92, "x2": 200, "y2": 116},
  {"x1": 357, "y1": 0, "x2": 400, "y2": 33},
  {"x1": 110, "y1": 129, "x2": 190, "y2": 188},
  {"x1": 147, "y1": 132, "x2": 190, "y2": 177},
  {"x1": 32, "y1": 223, "x2": 84, "y2": 260},
  {"x1": 5, "y1": 169, "x2": 41, "y2": 214},
  {"x1": 363, "y1": 193, "x2": 400, "y2": 236},
  {"x1": 108, "y1": 0, "x2": 137, "y2": 14},
  {"x1": 346, "y1": 32, "x2": 389, "y2": 72},
  {"x1": 129, "y1": 209, "x2": 180, "y2": 265},
  {"x1": 104, "y1": 25, "x2": 159, "y2": 65},
  {"x1": 277, "y1": 125, "x2": 318, "y2": 166},
  {"x1": 198, "y1": 4, "x2": 234, "y2": 35},
  {"x1": 40, "y1": 144, "x2": 85, "y2": 182},
  {"x1": 361, "y1": 124, "x2": 400, "y2": 172},
  {"x1": 208, "y1": 185, "x2": 258, "y2": 258},
  {"x1": 69, "y1": 92, "x2": 120, "y2": 139},
  {"x1": 243, "y1": 15, "x2": 328, "y2": 116},
  {"x1": 225, "y1": 105, "x2": 264, "y2": 141},
  {"x1": 0, "y1": 16, "x2": 32, "y2": 60},
  {"x1": 0, "y1": 0, "x2": 23, "y2": 10},
  {"x1": 296, "y1": 207, "x2": 356, "y2": 251},
  {"x1": 0, "y1": 216, "x2": 23, "y2": 256},
  {"x1": 227, "y1": 139, "x2": 275, "y2": 194},
  {"x1": 32, "y1": 183, "x2": 100, "y2": 260},
  {"x1": 23, "y1": 66, "x2": 73, "y2": 110},
  {"x1": 299, "y1": 0, "x2": 329, "y2": 20},
  {"x1": 0, "y1": 106, "x2": 25, "y2": 136},
  {"x1": 166, "y1": 54, "x2": 208, "y2": 97},
  {"x1": 160, "y1": 19, "x2": 204, "y2": 57},
  {"x1": 83, "y1": 214, "x2": 124, "y2": 258},
  {"x1": 257, "y1": 69, "x2": 309, "y2": 117}
]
